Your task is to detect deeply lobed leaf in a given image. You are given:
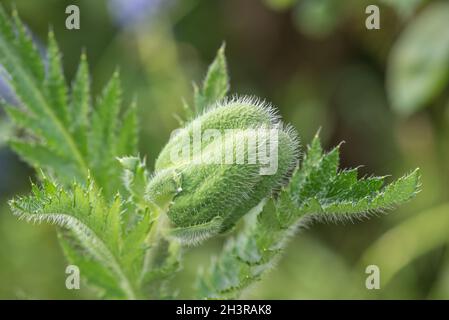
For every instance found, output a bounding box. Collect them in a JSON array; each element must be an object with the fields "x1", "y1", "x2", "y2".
[
  {"x1": 8, "y1": 176, "x2": 155, "y2": 299},
  {"x1": 279, "y1": 133, "x2": 421, "y2": 224},
  {"x1": 0, "y1": 6, "x2": 138, "y2": 196},
  {"x1": 197, "y1": 133, "x2": 420, "y2": 299}
]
